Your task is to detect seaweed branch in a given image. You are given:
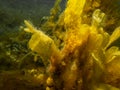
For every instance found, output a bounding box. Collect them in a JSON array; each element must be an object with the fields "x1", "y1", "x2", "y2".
[{"x1": 23, "y1": 0, "x2": 120, "y2": 90}]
